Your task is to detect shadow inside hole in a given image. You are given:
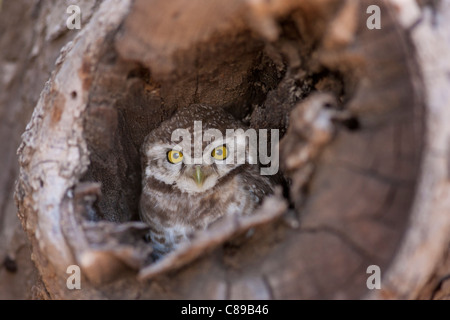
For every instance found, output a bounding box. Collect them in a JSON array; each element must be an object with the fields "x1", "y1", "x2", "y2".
[{"x1": 81, "y1": 46, "x2": 289, "y2": 224}]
